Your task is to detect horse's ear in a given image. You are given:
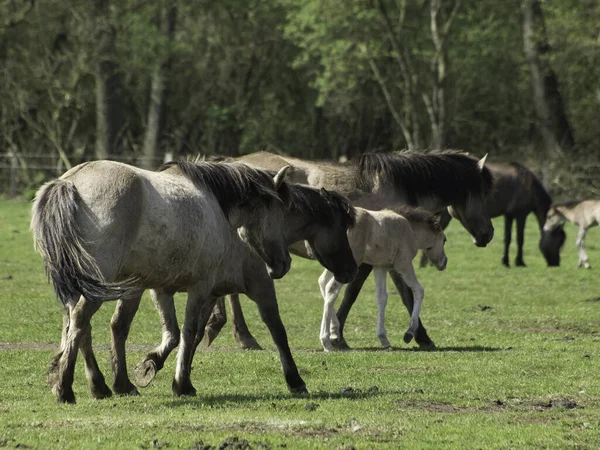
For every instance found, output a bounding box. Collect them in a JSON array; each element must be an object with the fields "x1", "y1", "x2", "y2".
[
  {"x1": 320, "y1": 187, "x2": 332, "y2": 201},
  {"x1": 477, "y1": 154, "x2": 488, "y2": 172},
  {"x1": 273, "y1": 165, "x2": 290, "y2": 189}
]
